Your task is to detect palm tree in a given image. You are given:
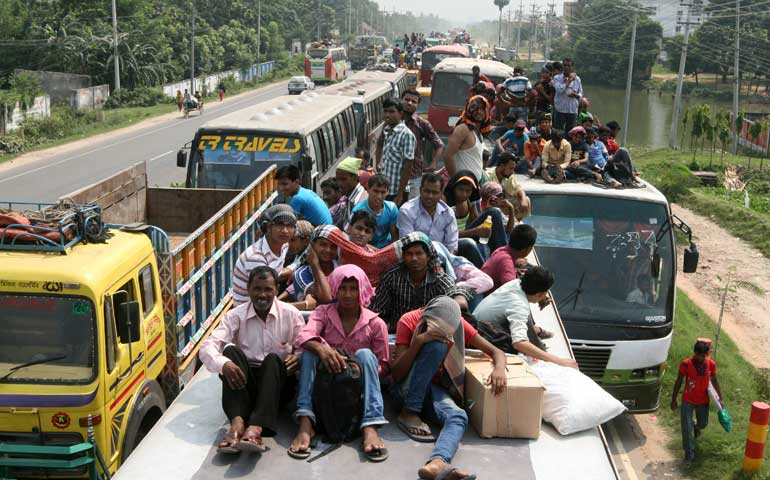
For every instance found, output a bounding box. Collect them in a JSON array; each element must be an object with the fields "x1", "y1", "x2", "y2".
[{"x1": 494, "y1": 0, "x2": 510, "y2": 48}]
